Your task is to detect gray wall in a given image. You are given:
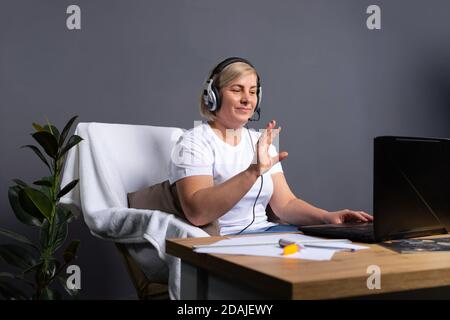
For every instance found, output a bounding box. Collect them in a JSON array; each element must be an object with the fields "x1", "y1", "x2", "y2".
[{"x1": 1, "y1": 0, "x2": 449, "y2": 298}]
